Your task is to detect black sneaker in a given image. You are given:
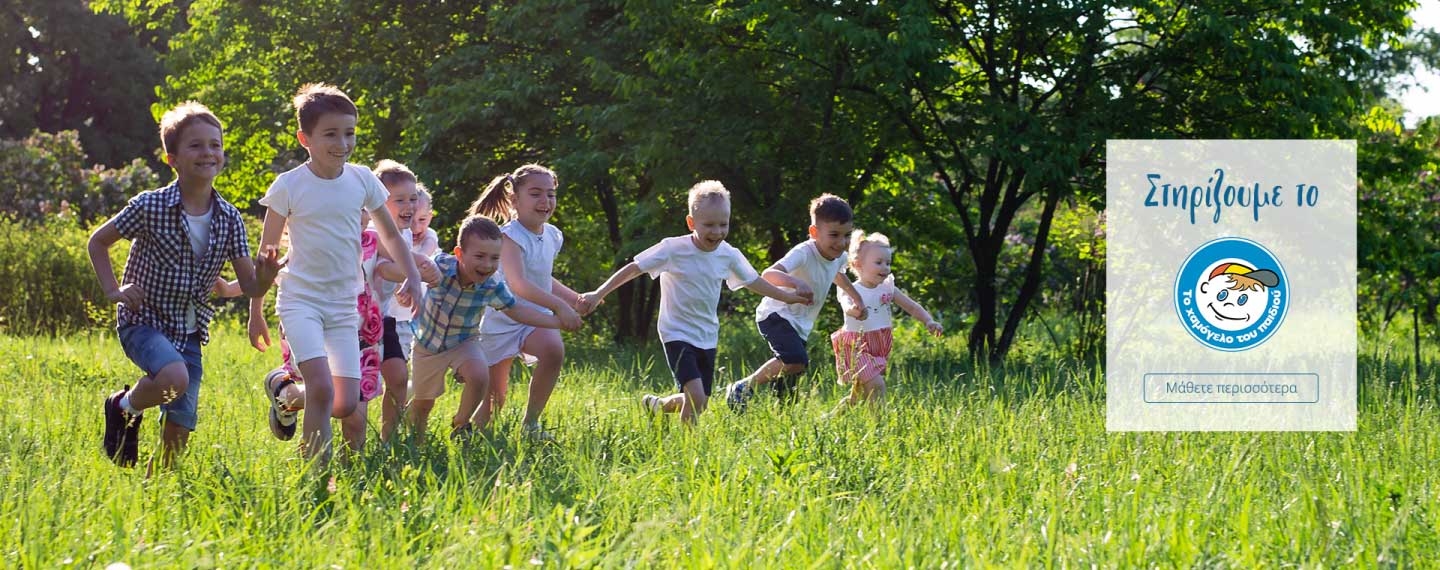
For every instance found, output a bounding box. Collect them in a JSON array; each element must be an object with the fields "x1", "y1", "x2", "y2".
[
  {"x1": 773, "y1": 375, "x2": 798, "y2": 405},
  {"x1": 264, "y1": 368, "x2": 298, "y2": 441},
  {"x1": 103, "y1": 387, "x2": 141, "y2": 467}
]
